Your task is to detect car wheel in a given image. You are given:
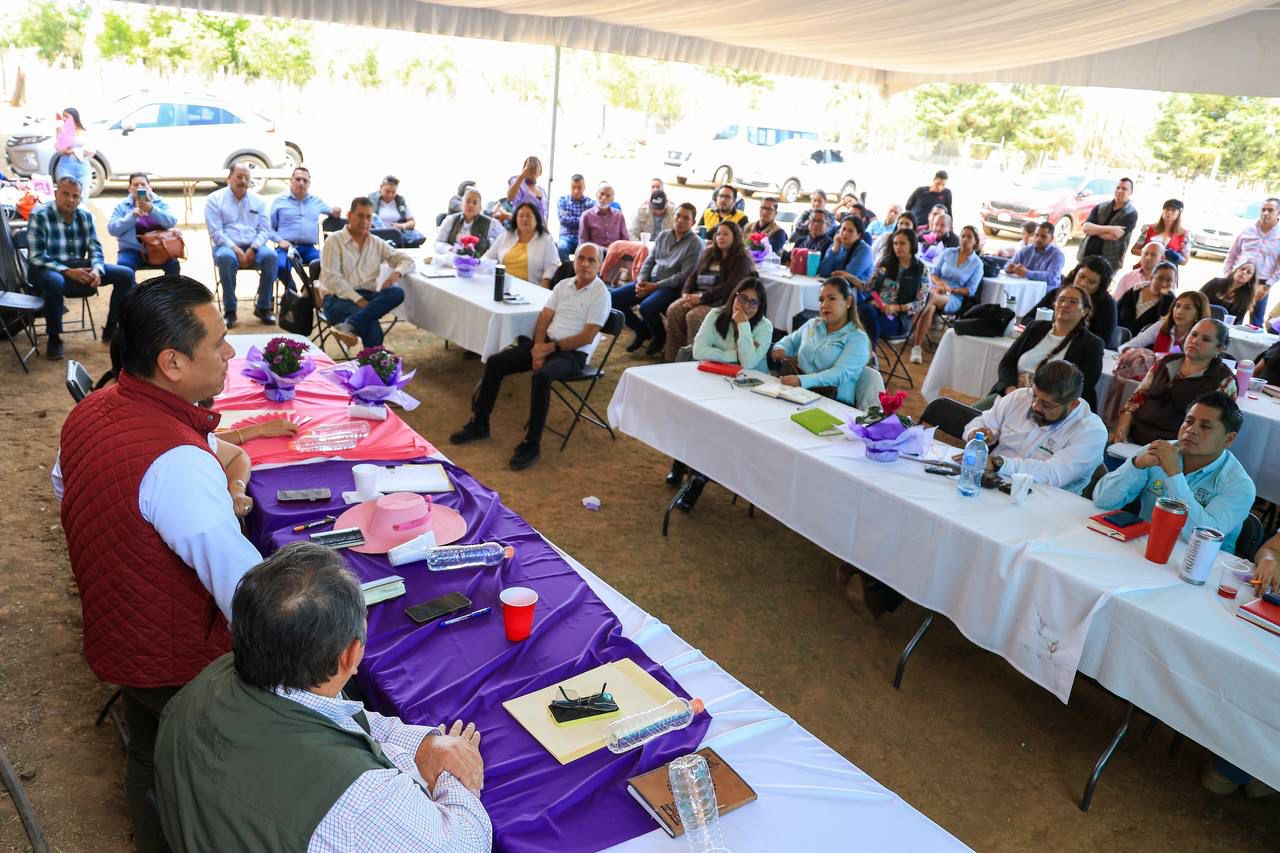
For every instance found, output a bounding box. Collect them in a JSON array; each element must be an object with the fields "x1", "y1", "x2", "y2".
[
  {"x1": 88, "y1": 158, "x2": 108, "y2": 197},
  {"x1": 233, "y1": 155, "x2": 271, "y2": 193},
  {"x1": 1052, "y1": 216, "x2": 1074, "y2": 247},
  {"x1": 840, "y1": 181, "x2": 857, "y2": 199},
  {"x1": 712, "y1": 165, "x2": 733, "y2": 187},
  {"x1": 283, "y1": 143, "x2": 304, "y2": 172},
  {"x1": 983, "y1": 225, "x2": 999, "y2": 237},
  {"x1": 780, "y1": 179, "x2": 801, "y2": 204}
]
